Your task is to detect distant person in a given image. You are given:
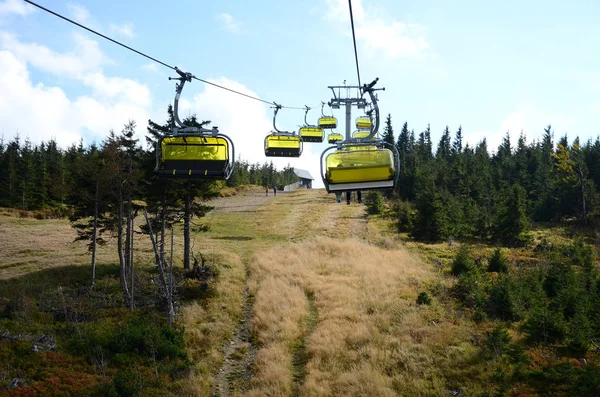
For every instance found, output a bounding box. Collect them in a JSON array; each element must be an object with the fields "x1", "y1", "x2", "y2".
[
  {"x1": 266, "y1": 186, "x2": 269, "y2": 196},
  {"x1": 273, "y1": 186, "x2": 277, "y2": 196},
  {"x1": 346, "y1": 190, "x2": 363, "y2": 205},
  {"x1": 335, "y1": 192, "x2": 342, "y2": 203}
]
